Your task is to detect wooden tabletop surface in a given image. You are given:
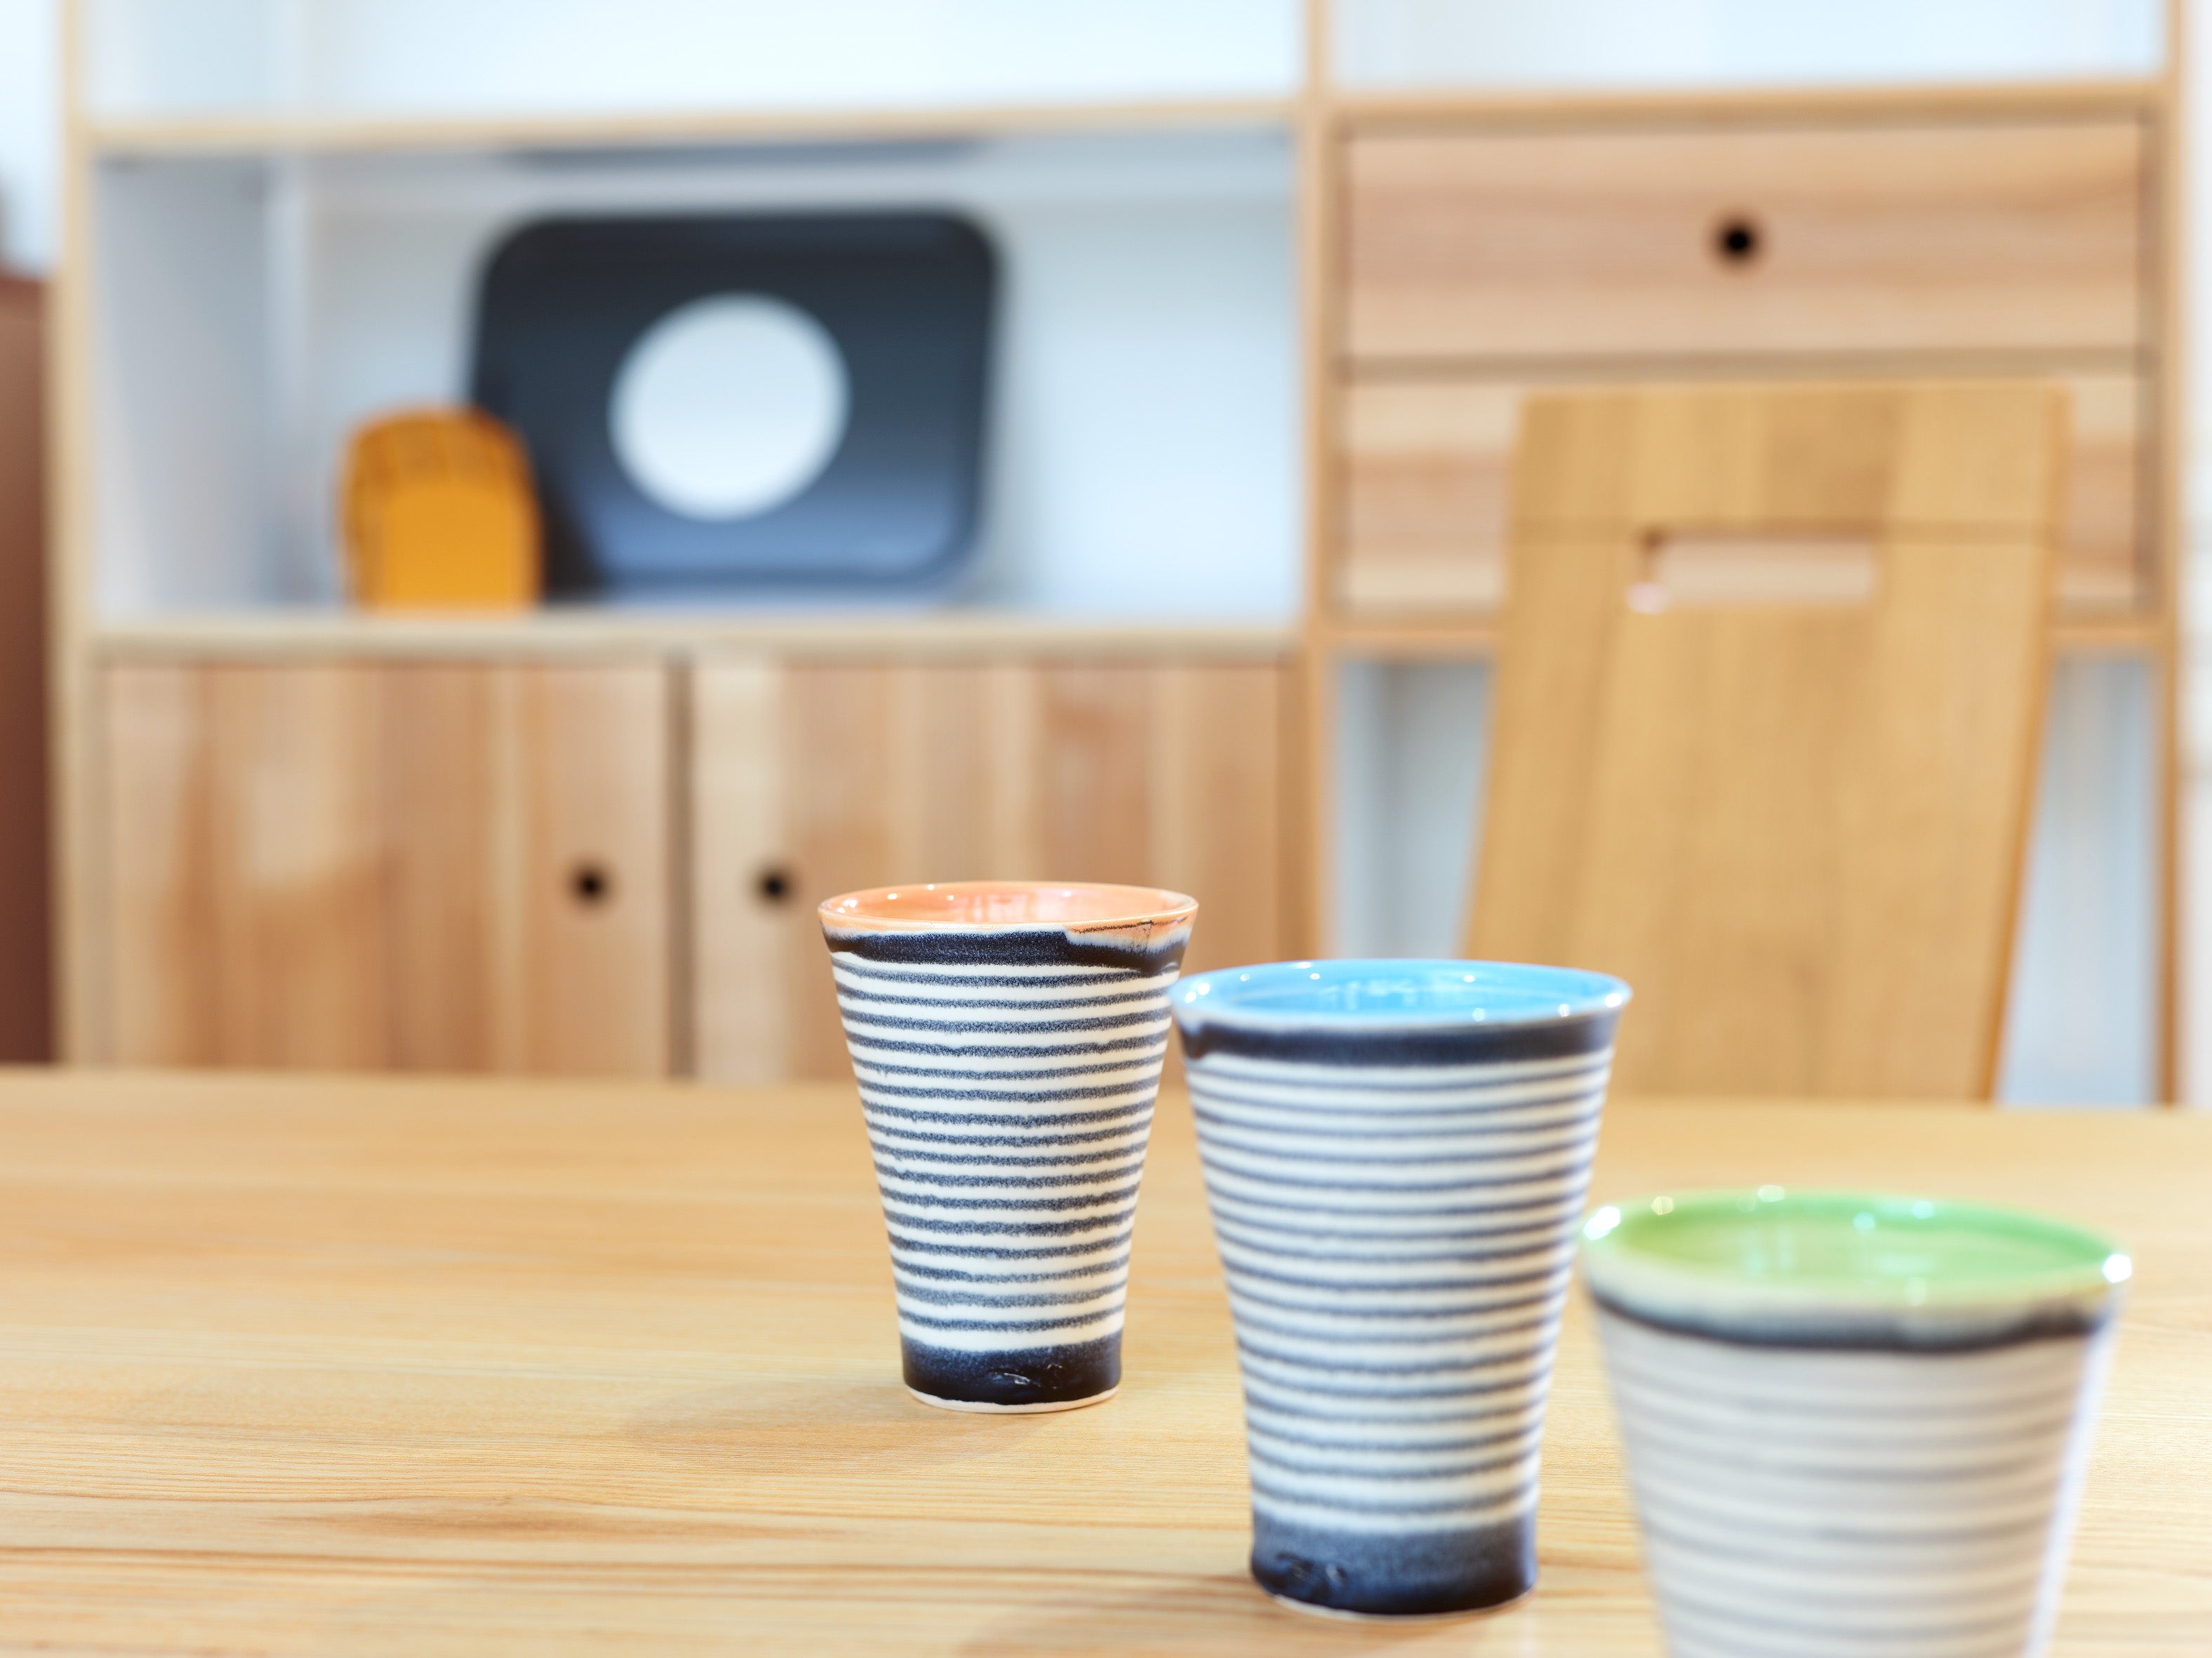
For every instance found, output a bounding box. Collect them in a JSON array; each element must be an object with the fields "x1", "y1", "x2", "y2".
[{"x1": 0, "y1": 1068, "x2": 2204, "y2": 1654}]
